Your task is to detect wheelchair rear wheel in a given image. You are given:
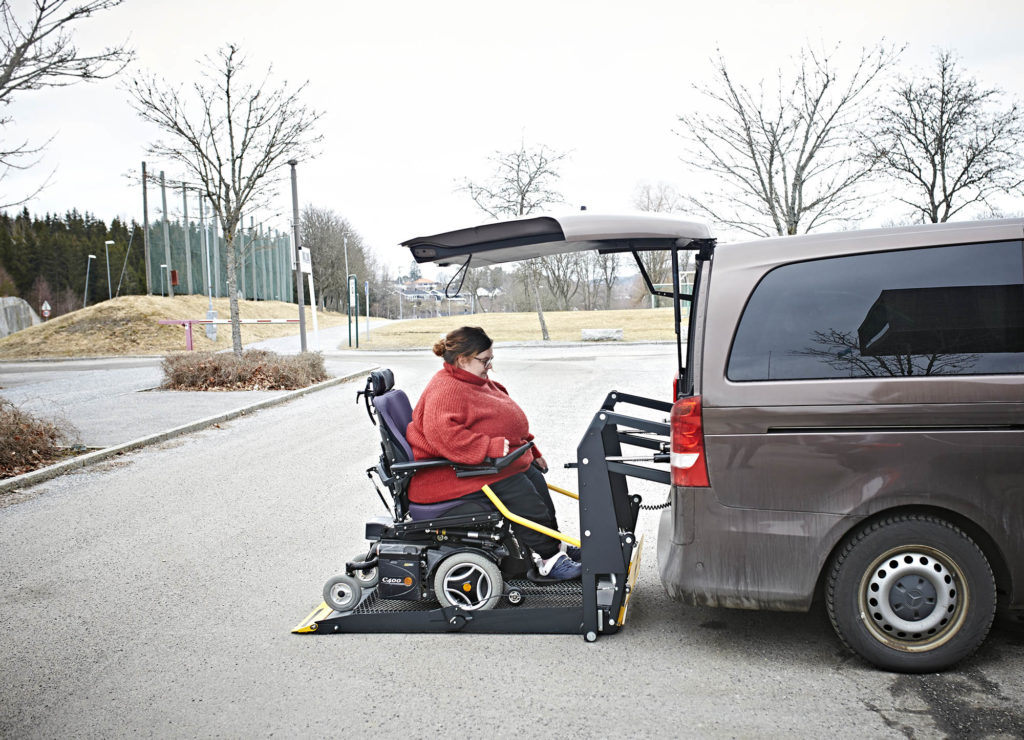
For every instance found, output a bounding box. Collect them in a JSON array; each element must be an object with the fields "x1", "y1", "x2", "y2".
[{"x1": 433, "y1": 552, "x2": 503, "y2": 611}]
